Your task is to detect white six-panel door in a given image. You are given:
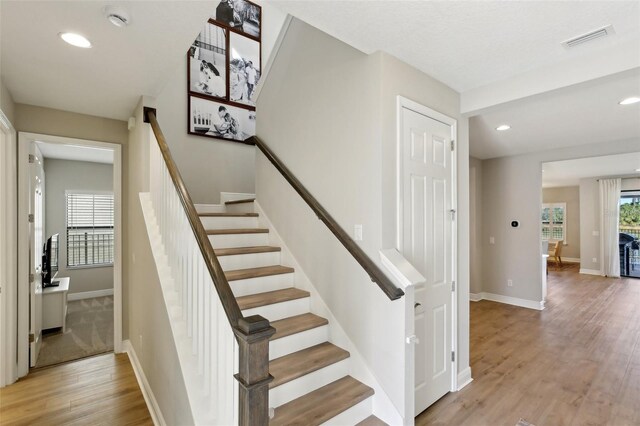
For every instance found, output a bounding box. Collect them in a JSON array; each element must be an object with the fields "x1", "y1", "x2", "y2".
[
  {"x1": 29, "y1": 144, "x2": 44, "y2": 367},
  {"x1": 399, "y1": 104, "x2": 455, "y2": 415}
]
